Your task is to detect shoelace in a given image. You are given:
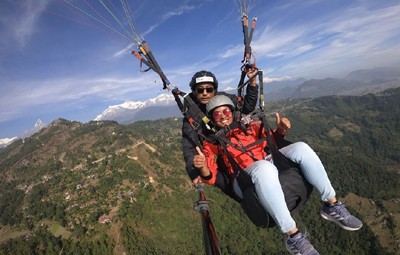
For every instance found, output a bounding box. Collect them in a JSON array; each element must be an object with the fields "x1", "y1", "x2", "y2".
[
  {"x1": 289, "y1": 232, "x2": 313, "y2": 253},
  {"x1": 332, "y1": 203, "x2": 350, "y2": 218}
]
